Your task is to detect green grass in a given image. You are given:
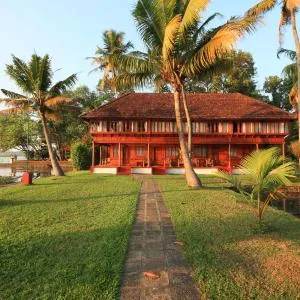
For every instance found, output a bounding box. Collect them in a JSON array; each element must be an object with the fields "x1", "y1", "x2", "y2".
[
  {"x1": 0, "y1": 172, "x2": 140, "y2": 300},
  {"x1": 156, "y1": 175, "x2": 300, "y2": 300}
]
